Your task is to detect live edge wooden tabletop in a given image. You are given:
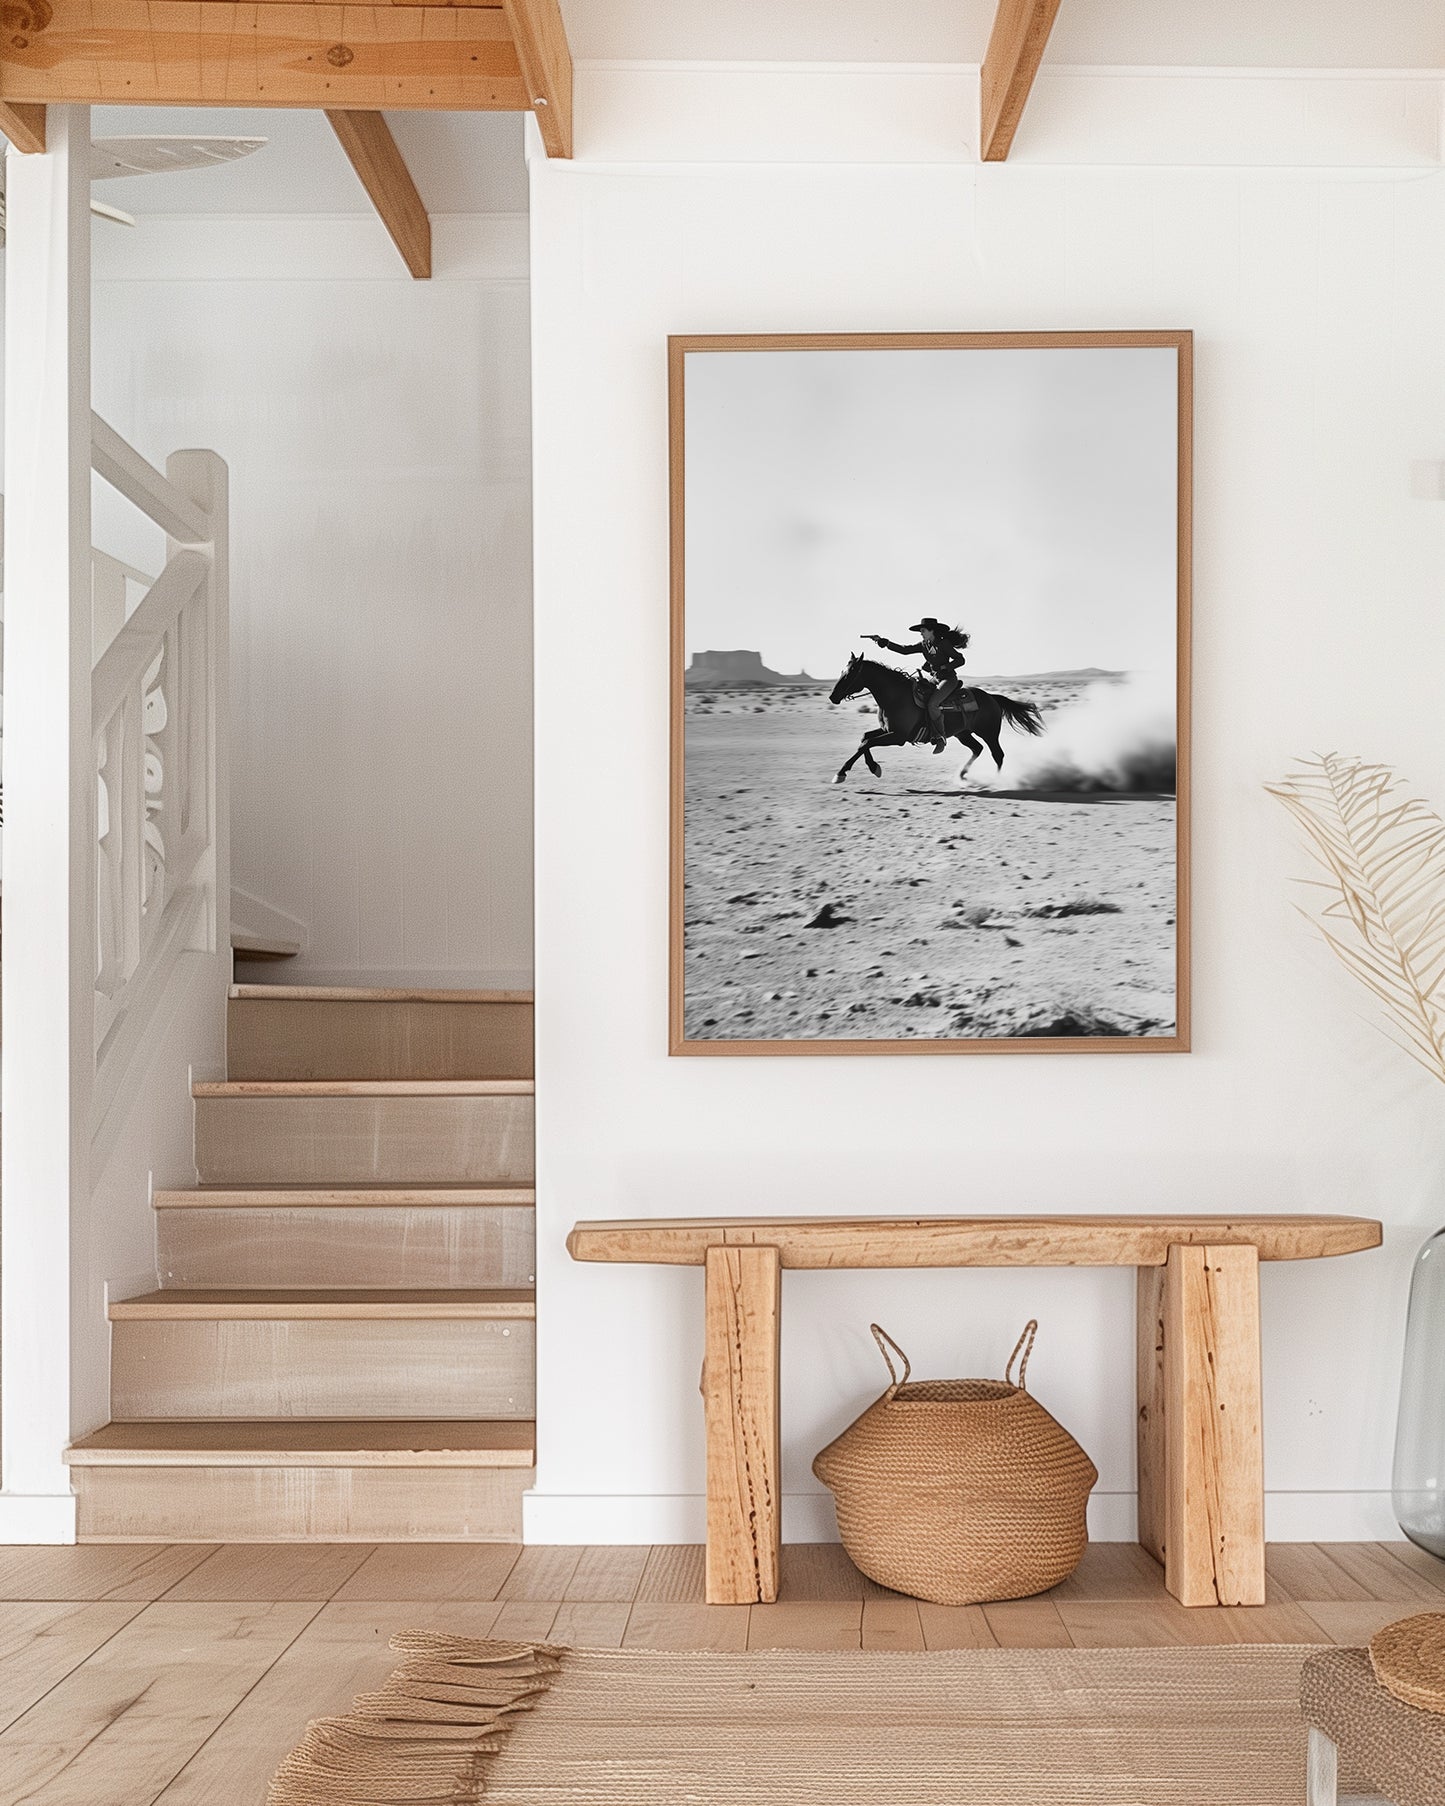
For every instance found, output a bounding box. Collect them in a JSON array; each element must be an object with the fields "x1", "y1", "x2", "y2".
[
  {"x1": 565, "y1": 1214, "x2": 1383, "y2": 1269},
  {"x1": 567, "y1": 1212, "x2": 1384, "y2": 1614}
]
